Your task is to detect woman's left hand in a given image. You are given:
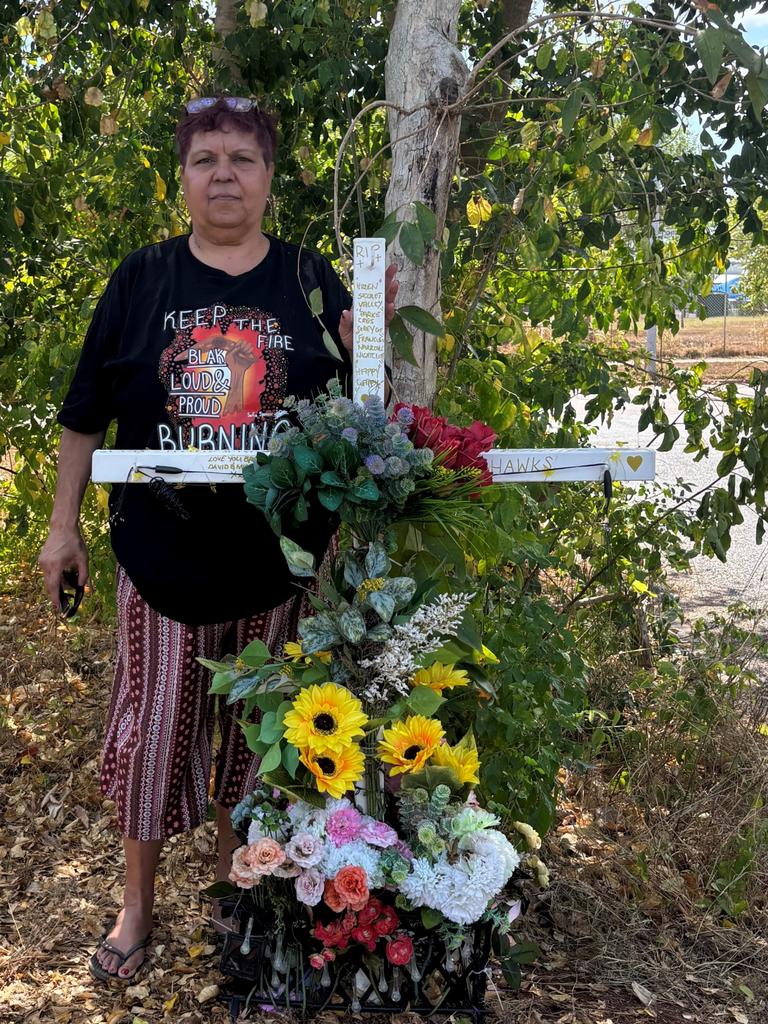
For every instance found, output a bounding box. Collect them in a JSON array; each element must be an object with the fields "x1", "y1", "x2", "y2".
[{"x1": 338, "y1": 263, "x2": 399, "y2": 353}]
